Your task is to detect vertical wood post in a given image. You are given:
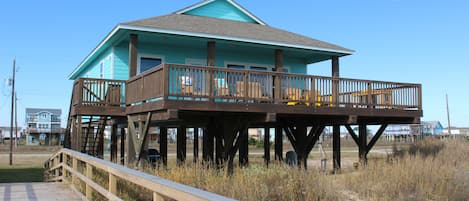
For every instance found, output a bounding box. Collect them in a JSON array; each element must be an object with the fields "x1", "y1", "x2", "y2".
[
  {"x1": 159, "y1": 127, "x2": 168, "y2": 167},
  {"x1": 332, "y1": 56, "x2": 339, "y2": 106},
  {"x1": 203, "y1": 124, "x2": 215, "y2": 164},
  {"x1": 264, "y1": 127, "x2": 270, "y2": 166},
  {"x1": 358, "y1": 124, "x2": 368, "y2": 164},
  {"x1": 332, "y1": 125, "x2": 341, "y2": 172},
  {"x1": 85, "y1": 163, "x2": 93, "y2": 200},
  {"x1": 207, "y1": 41, "x2": 216, "y2": 102},
  {"x1": 296, "y1": 124, "x2": 307, "y2": 169},
  {"x1": 274, "y1": 126, "x2": 283, "y2": 161},
  {"x1": 72, "y1": 157, "x2": 77, "y2": 185},
  {"x1": 109, "y1": 173, "x2": 117, "y2": 195},
  {"x1": 126, "y1": 121, "x2": 136, "y2": 166},
  {"x1": 129, "y1": 34, "x2": 138, "y2": 78},
  {"x1": 207, "y1": 41, "x2": 216, "y2": 67},
  {"x1": 77, "y1": 116, "x2": 82, "y2": 152},
  {"x1": 153, "y1": 192, "x2": 165, "y2": 201},
  {"x1": 193, "y1": 128, "x2": 199, "y2": 163},
  {"x1": 120, "y1": 127, "x2": 125, "y2": 165},
  {"x1": 239, "y1": 126, "x2": 249, "y2": 167},
  {"x1": 177, "y1": 126, "x2": 187, "y2": 166},
  {"x1": 274, "y1": 49, "x2": 283, "y2": 103},
  {"x1": 215, "y1": 127, "x2": 224, "y2": 167},
  {"x1": 110, "y1": 123, "x2": 118, "y2": 163}
]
